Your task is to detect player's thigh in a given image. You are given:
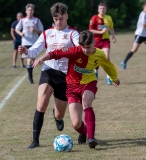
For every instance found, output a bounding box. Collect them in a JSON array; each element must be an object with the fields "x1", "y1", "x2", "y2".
[
  {"x1": 27, "y1": 58, "x2": 35, "y2": 65},
  {"x1": 102, "y1": 48, "x2": 110, "y2": 60},
  {"x1": 82, "y1": 90, "x2": 94, "y2": 109},
  {"x1": 37, "y1": 83, "x2": 54, "y2": 112},
  {"x1": 69, "y1": 103, "x2": 83, "y2": 128}
]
